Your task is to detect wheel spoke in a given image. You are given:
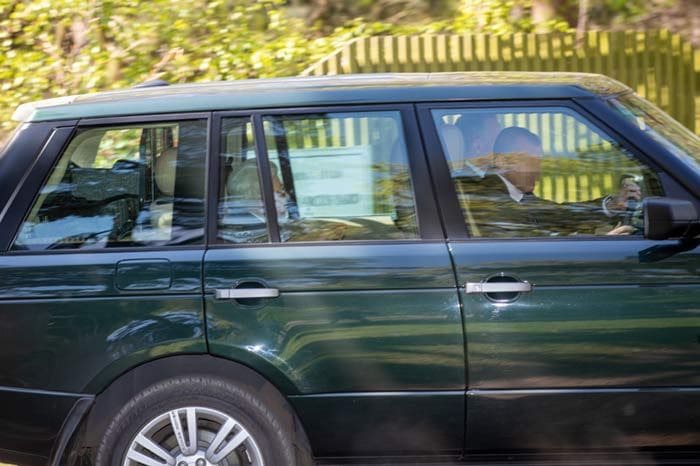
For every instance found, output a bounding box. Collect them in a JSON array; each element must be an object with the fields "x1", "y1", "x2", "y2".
[
  {"x1": 127, "y1": 448, "x2": 174, "y2": 466},
  {"x1": 205, "y1": 418, "x2": 236, "y2": 462},
  {"x1": 207, "y1": 429, "x2": 249, "y2": 463},
  {"x1": 185, "y1": 408, "x2": 198, "y2": 453},
  {"x1": 169, "y1": 408, "x2": 197, "y2": 455},
  {"x1": 130, "y1": 434, "x2": 176, "y2": 466}
]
